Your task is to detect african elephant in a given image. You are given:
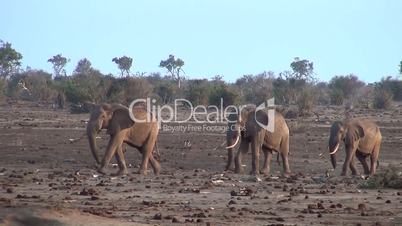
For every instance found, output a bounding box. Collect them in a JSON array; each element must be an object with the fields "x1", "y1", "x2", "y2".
[
  {"x1": 97, "y1": 106, "x2": 160, "y2": 176},
  {"x1": 232, "y1": 109, "x2": 291, "y2": 176},
  {"x1": 225, "y1": 105, "x2": 255, "y2": 171},
  {"x1": 87, "y1": 103, "x2": 127, "y2": 164},
  {"x1": 328, "y1": 119, "x2": 382, "y2": 176}
]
